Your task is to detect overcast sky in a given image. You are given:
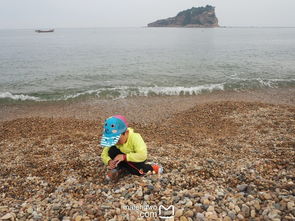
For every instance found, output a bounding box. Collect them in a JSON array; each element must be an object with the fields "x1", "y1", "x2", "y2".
[{"x1": 1, "y1": 0, "x2": 295, "y2": 29}]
